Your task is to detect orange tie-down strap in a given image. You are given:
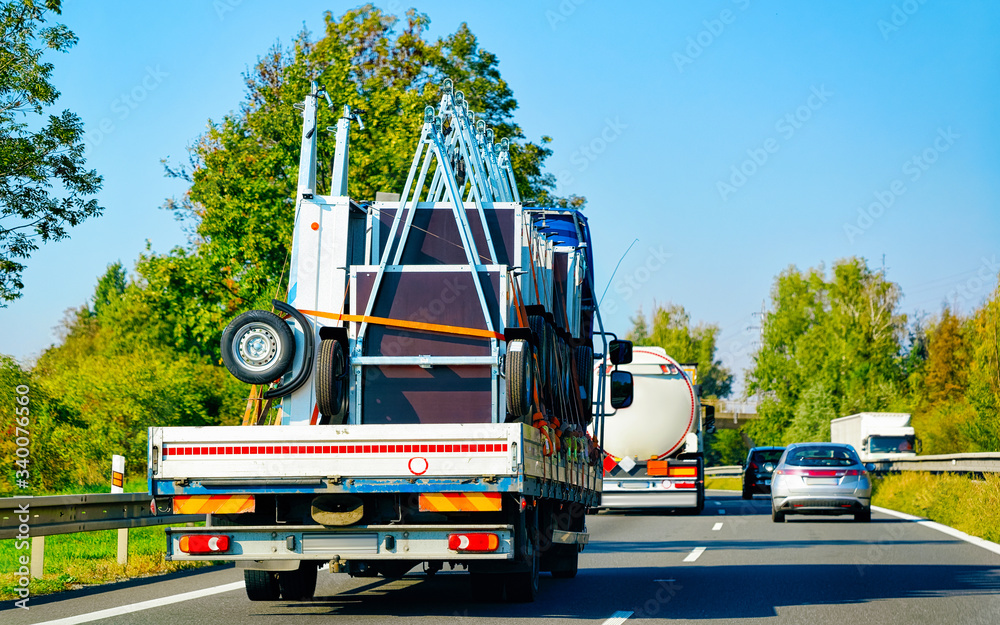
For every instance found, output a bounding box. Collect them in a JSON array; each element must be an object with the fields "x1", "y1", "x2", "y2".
[{"x1": 298, "y1": 309, "x2": 507, "y2": 342}]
